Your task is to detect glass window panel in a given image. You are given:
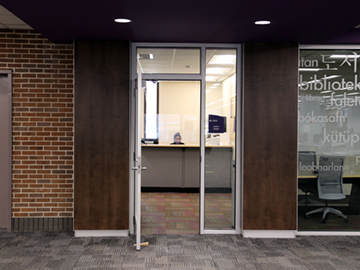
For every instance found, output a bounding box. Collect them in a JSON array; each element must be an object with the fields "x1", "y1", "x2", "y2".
[
  {"x1": 137, "y1": 48, "x2": 200, "y2": 74},
  {"x1": 144, "y1": 81, "x2": 158, "y2": 139},
  {"x1": 298, "y1": 49, "x2": 360, "y2": 231},
  {"x1": 204, "y1": 49, "x2": 237, "y2": 230},
  {"x1": 157, "y1": 81, "x2": 200, "y2": 145},
  {"x1": 142, "y1": 80, "x2": 200, "y2": 144}
]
